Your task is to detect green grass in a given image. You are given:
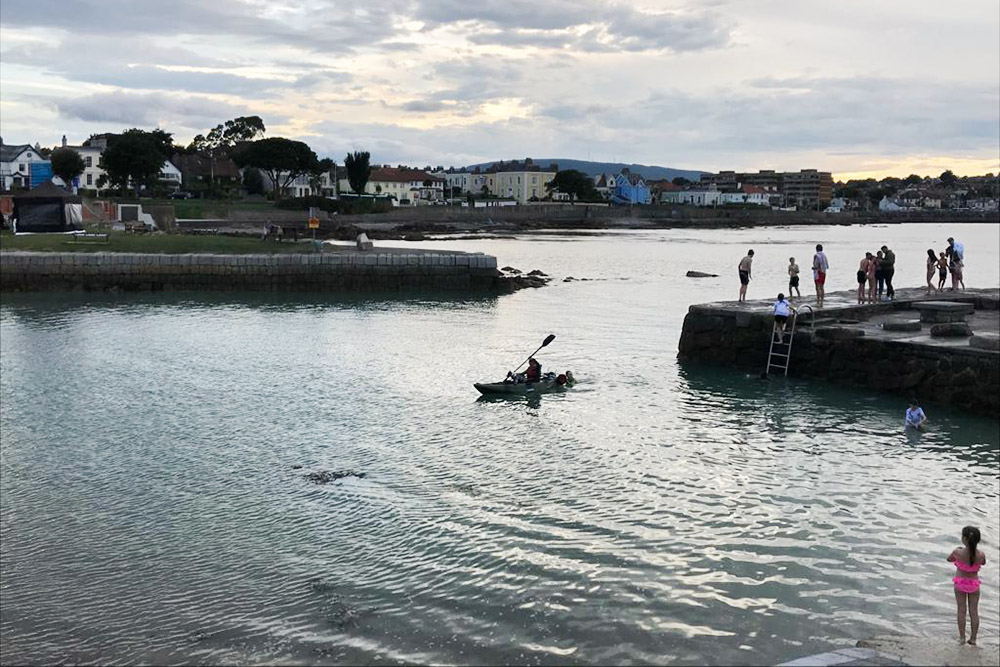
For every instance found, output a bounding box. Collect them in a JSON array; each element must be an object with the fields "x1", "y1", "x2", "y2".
[
  {"x1": 0, "y1": 231, "x2": 319, "y2": 254},
  {"x1": 140, "y1": 199, "x2": 278, "y2": 220}
]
